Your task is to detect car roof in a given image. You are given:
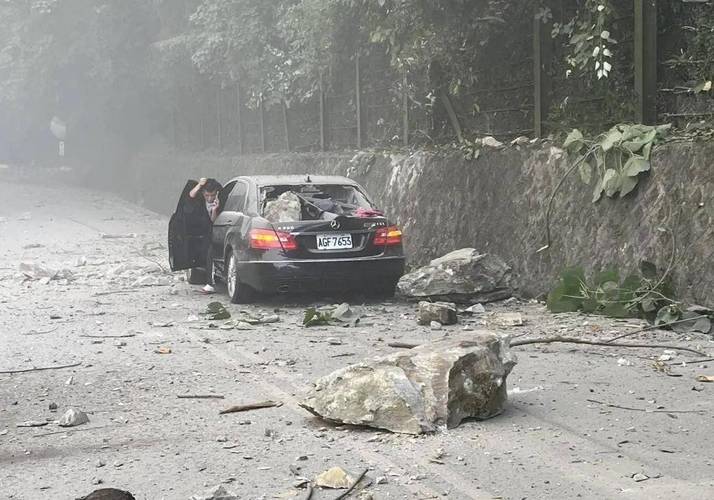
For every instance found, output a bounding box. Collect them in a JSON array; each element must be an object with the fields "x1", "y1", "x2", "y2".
[{"x1": 228, "y1": 175, "x2": 359, "y2": 187}]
